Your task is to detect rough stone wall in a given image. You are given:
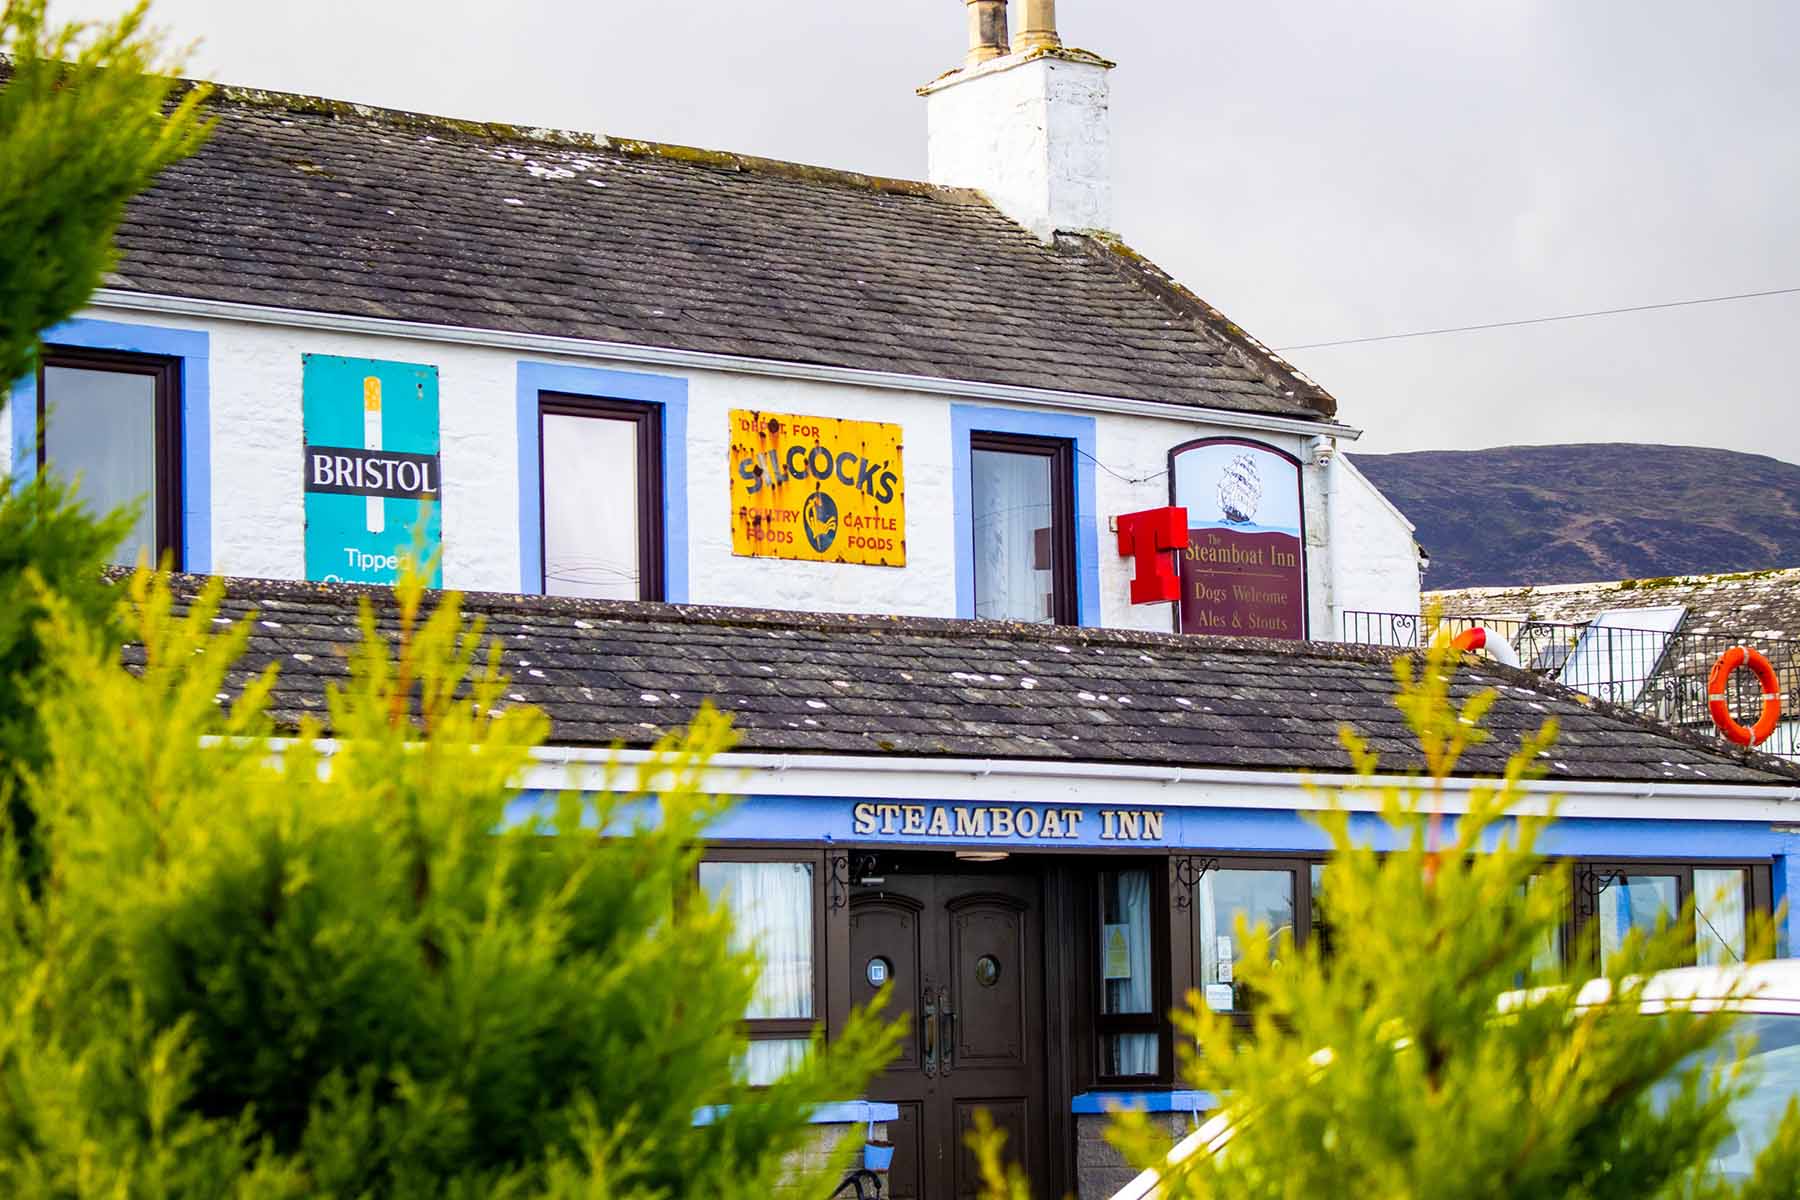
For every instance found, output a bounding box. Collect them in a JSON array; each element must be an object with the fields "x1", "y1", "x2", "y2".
[
  {"x1": 1074, "y1": 1111, "x2": 1191, "y2": 1200},
  {"x1": 779, "y1": 1121, "x2": 886, "y2": 1195}
]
